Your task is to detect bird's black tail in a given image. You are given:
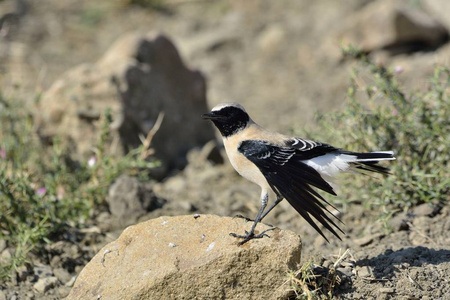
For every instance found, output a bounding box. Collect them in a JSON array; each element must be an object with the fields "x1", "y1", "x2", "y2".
[{"x1": 343, "y1": 151, "x2": 396, "y2": 175}]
